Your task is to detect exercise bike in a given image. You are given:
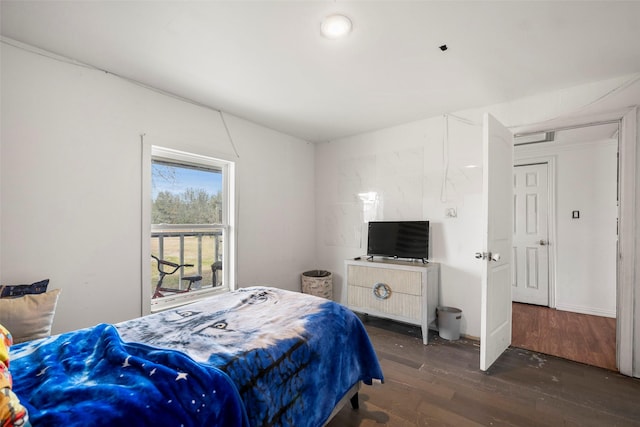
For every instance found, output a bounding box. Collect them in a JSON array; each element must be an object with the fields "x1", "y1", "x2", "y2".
[{"x1": 151, "y1": 254, "x2": 202, "y2": 299}]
